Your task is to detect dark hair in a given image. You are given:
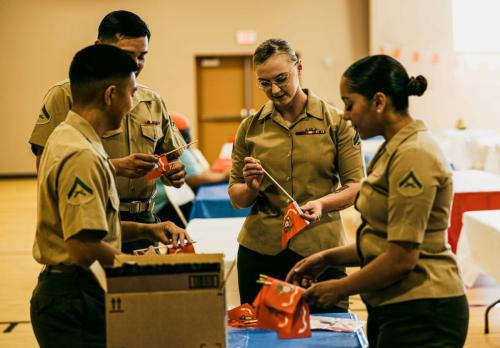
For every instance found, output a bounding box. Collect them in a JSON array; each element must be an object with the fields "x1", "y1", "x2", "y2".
[
  {"x1": 343, "y1": 55, "x2": 427, "y2": 113},
  {"x1": 179, "y1": 129, "x2": 191, "y2": 144},
  {"x1": 253, "y1": 38, "x2": 298, "y2": 67},
  {"x1": 98, "y1": 10, "x2": 151, "y2": 42},
  {"x1": 69, "y1": 45, "x2": 138, "y2": 105}
]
